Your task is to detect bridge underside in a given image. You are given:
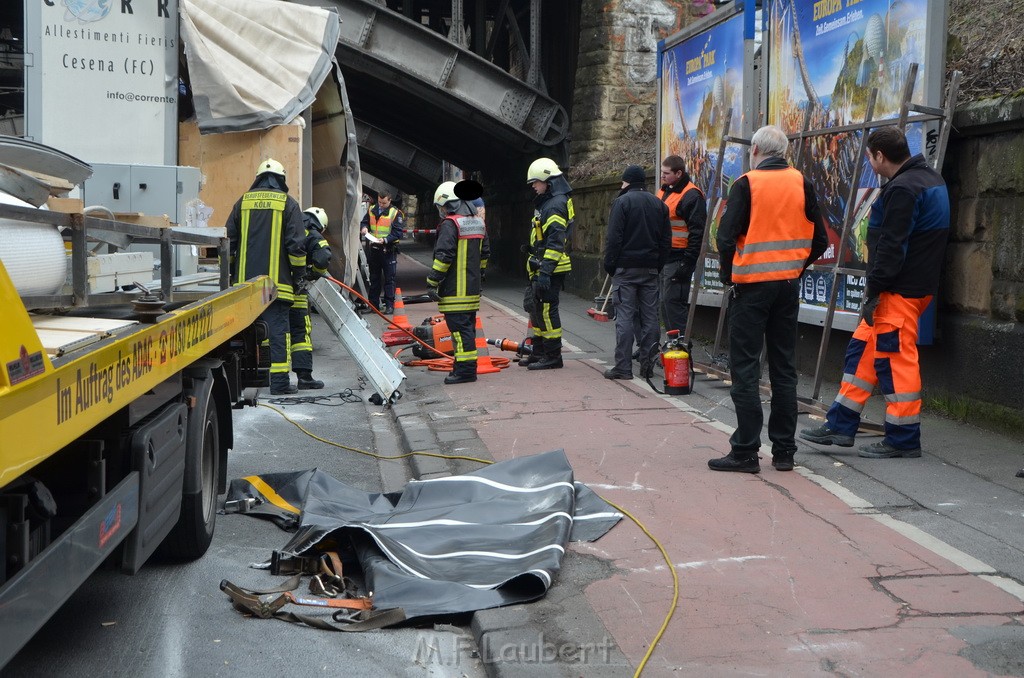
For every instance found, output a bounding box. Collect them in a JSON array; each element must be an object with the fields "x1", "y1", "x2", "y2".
[{"x1": 291, "y1": 0, "x2": 576, "y2": 194}]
